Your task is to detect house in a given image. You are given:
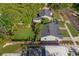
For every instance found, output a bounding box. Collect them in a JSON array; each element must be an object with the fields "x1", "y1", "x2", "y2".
[
  {"x1": 24, "y1": 7, "x2": 69, "y2": 56},
  {"x1": 39, "y1": 21, "x2": 69, "y2": 56},
  {"x1": 32, "y1": 7, "x2": 52, "y2": 23},
  {"x1": 38, "y1": 7, "x2": 52, "y2": 17},
  {"x1": 40, "y1": 21, "x2": 61, "y2": 42},
  {"x1": 22, "y1": 21, "x2": 69, "y2": 56}
]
